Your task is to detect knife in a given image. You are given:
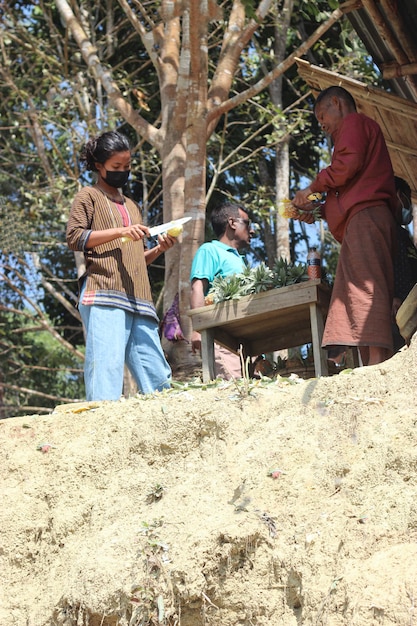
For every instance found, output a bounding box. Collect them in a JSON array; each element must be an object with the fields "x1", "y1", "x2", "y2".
[
  {"x1": 121, "y1": 217, "x2": 192, "y2": 243},
  {"x1": 148, "y1": 216, "x2": 192, "y2": 237}
]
